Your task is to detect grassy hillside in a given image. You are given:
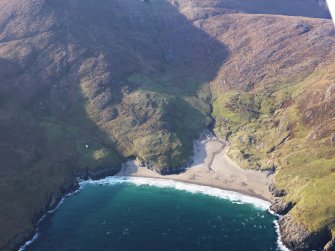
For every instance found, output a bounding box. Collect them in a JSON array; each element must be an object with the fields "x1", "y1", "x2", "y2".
[
  {"x1": 0, "y1": 0, "x2": 334, "y2": 249},
  {"x1": 204, "y1": 13, "x2": 335, "y2": 242},
  {"x1": 212, "y1": 63, "x2": 335, "y2": 233},
  {"x1": 0, "y1": 0, "x2": 226, "y2": 248}
]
